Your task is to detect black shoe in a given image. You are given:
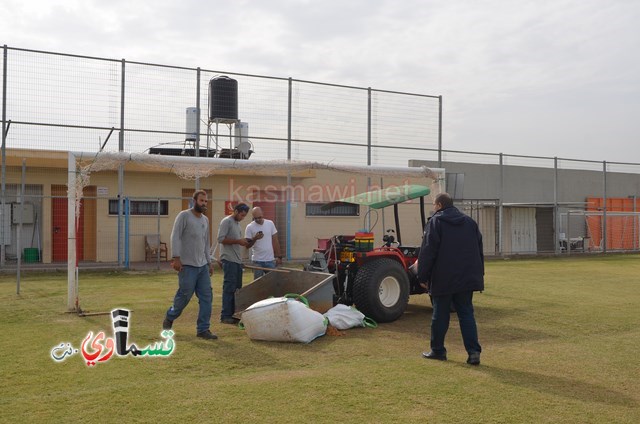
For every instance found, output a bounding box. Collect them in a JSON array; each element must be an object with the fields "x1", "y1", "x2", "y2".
[
  {"x1": 162, "y1": 318, "x2": 173, "y2": 330},
  {"x1": 220, "y1": 317, "x2": 240, "y2": 325},
  {"x1": 196, "y1": 330, "x2": 218, "y2": 340},
  {"x1": 467, "y1": 352, "x2": 480, "y2": 365},
  {"x1": 422, "y1": 351, "x2": 447, "y2": 361}
]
